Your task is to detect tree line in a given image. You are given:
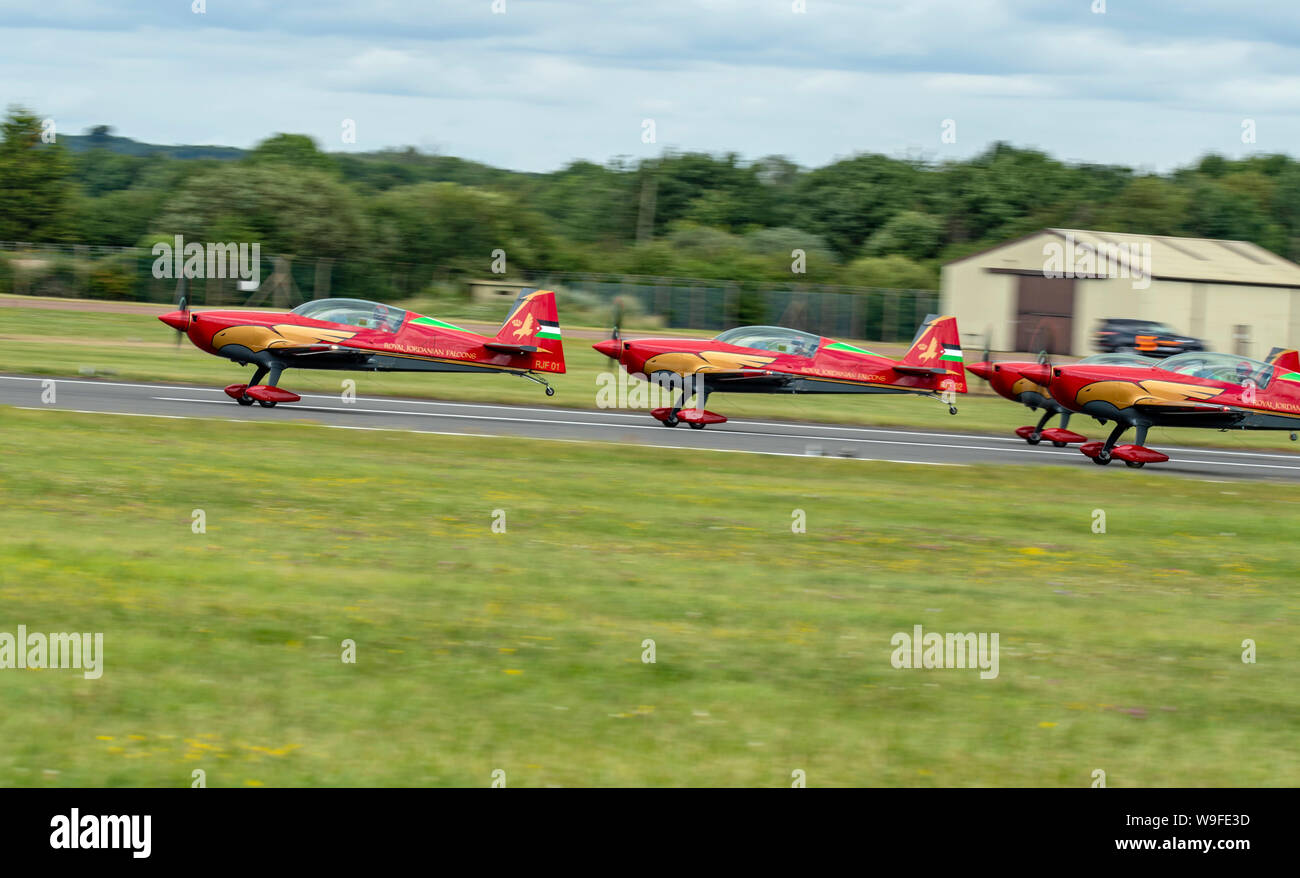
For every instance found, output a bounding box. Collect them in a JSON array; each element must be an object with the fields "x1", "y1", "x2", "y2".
[{"x1": 3, "y1": 105, "x2": 1300, "y2": 294}]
